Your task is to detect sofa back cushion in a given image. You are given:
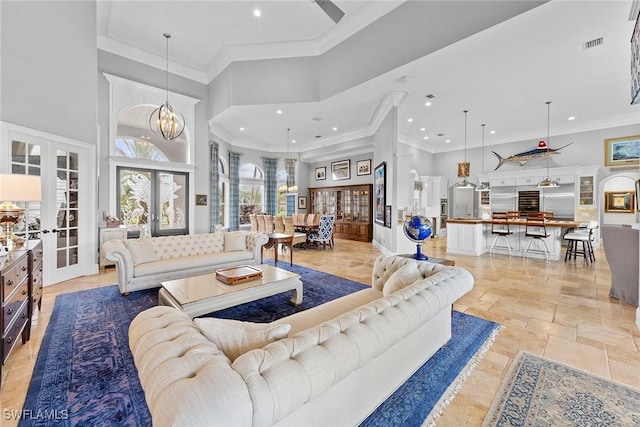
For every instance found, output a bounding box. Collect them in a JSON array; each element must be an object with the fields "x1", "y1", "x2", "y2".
[
  {"x1": 382, "y1": 262, "x2": 423, "y2": 296},
  {"x1": 195, "y1": 318, "x2": 291, "y2": 361},
  {"x1": 224, "y1": 231, "x2": 248, "y2": 252},
  {"x1": 126, "y1": 239, "x2": 160, "y2": 266}
]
